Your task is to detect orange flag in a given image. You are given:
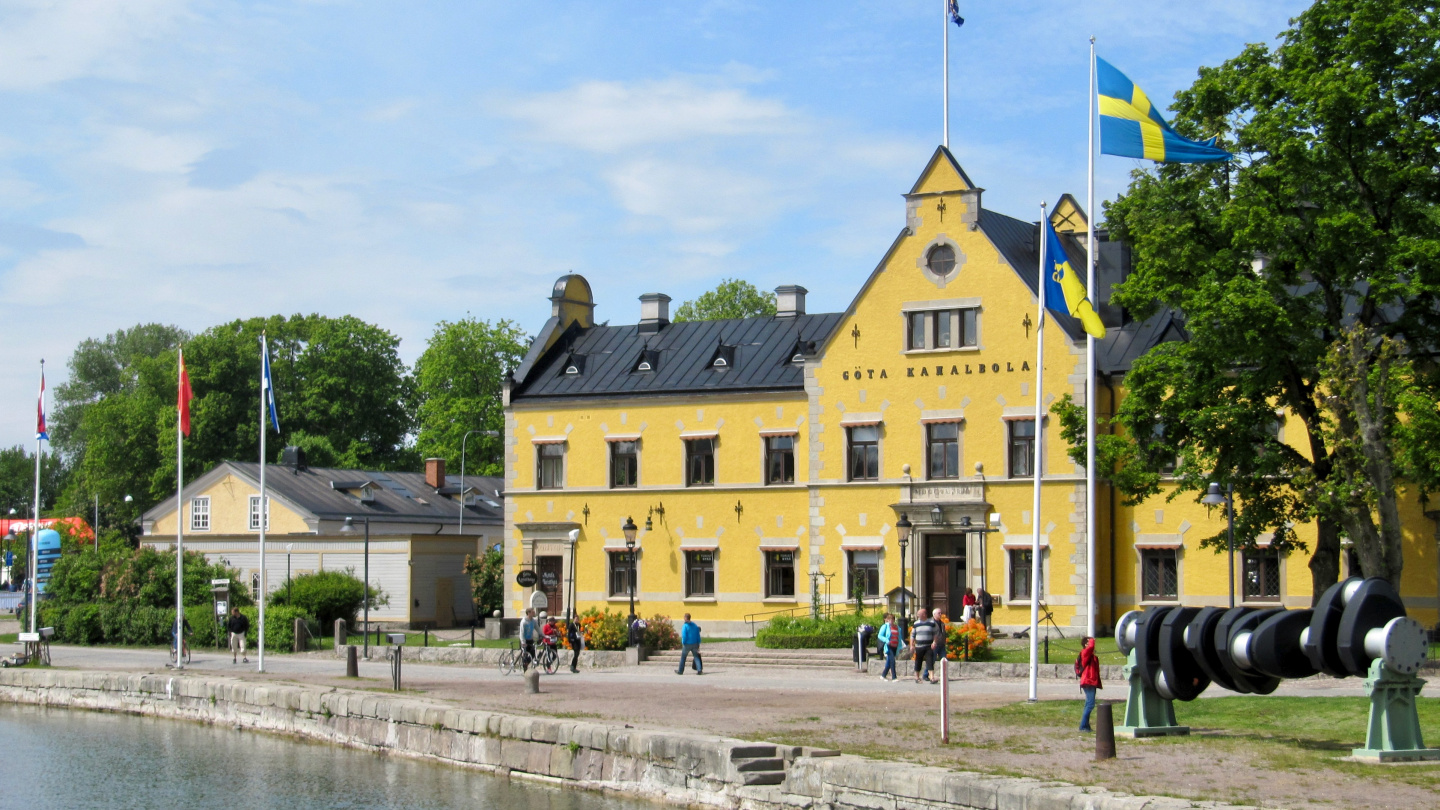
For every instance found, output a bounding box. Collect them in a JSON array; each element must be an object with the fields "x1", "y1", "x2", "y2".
[{"x1": 178, "y1": 348, "x2": 194, "y2": 437}]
